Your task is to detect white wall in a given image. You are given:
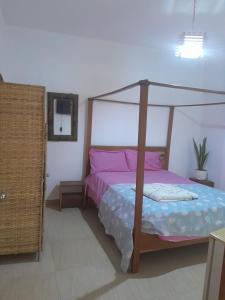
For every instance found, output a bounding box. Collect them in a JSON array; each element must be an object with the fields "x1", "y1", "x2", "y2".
[
  {"x1": 170, "y1": 107, "x2": 204, "y2": 178},
  {"x1": 92, "y1": 102, "x2": 170, "y2": 147},
  {"x1": 0, "y1": 8, "x2": 4, "y2": 33},
  {"x1": 202, "y1": 50, "x2": 225, "y2": 189},
  {"x1": 0, "y1": 8, "x2": 5, "y2": 64},
  {"x1": 1, "y1": 25, "x2": 205, "y2": 199}
]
